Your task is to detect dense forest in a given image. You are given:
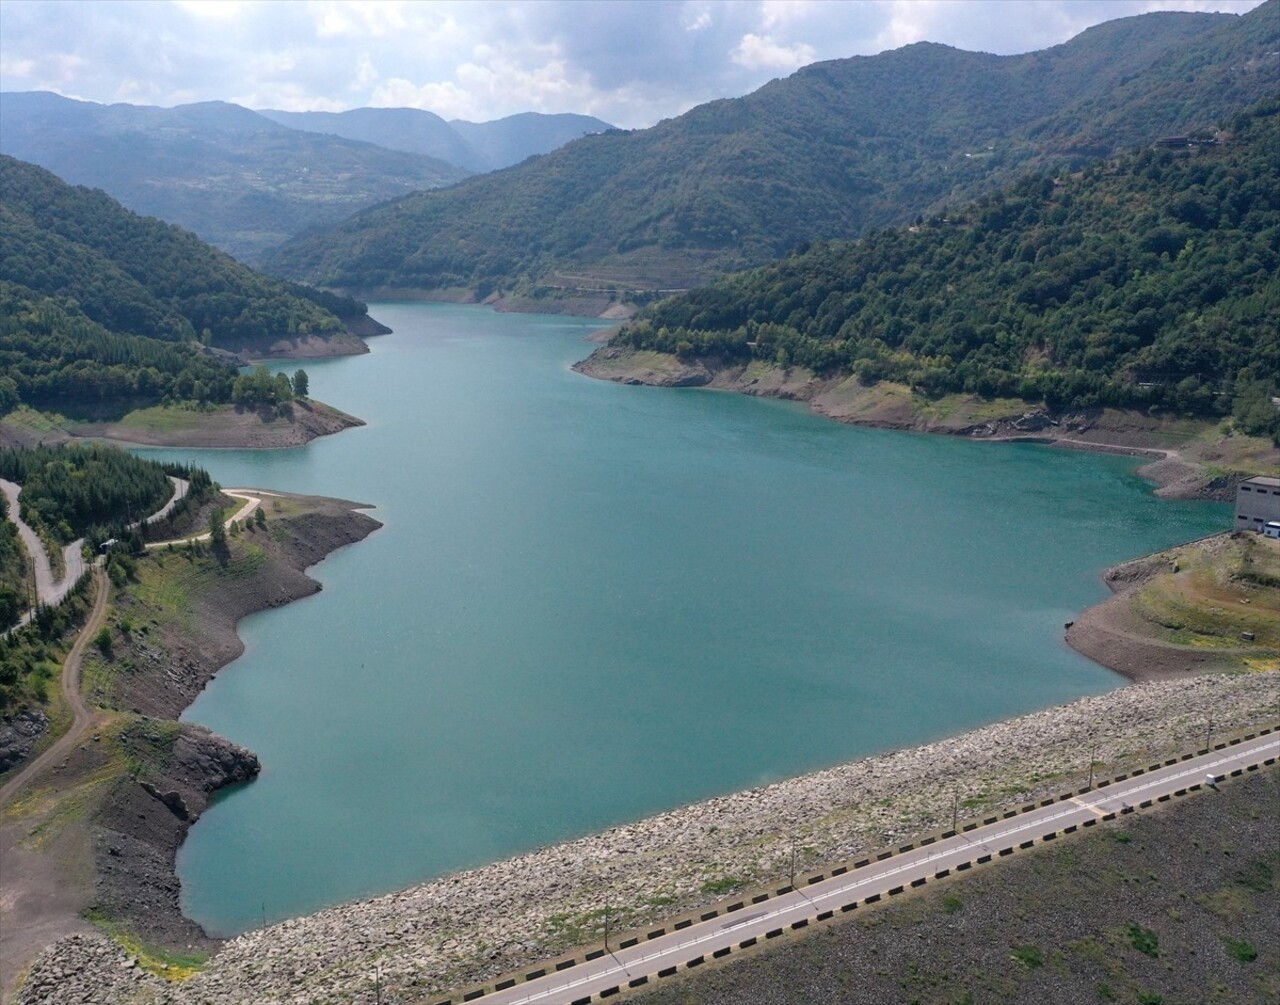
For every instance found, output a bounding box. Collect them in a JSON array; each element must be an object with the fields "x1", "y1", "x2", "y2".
[
  {"x1": 0, "y1": 155, "x2": 366, "y2": 343},
  {"x1": 0, "y1": 492, "x2": 25, "y2": 630},
  {"x1": 0, "y1": 444, "x2": 201, "y2": 545},
  {"x1": 617, "y1": 100, "x2": 1280, "y2": 440},
  {"x1": 0, "y1": 156, "x2": 365, "y2": 418},
  {"x1": 268, "y1": 4, "x2": 1278, "y2": 295},
  {"x1": 0, "y1": 281, "x2": 236, "y2": 415}
]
